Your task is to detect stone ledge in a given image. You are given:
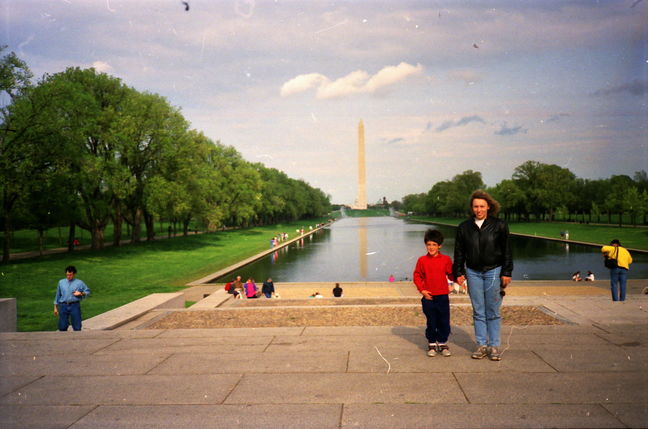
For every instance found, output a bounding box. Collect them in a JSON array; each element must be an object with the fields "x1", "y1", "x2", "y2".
[
  {"x1": 188, "y1": 289, "x2": 231, "y2": 310},
  {"x1": 0, "y1": 298, "x2": 17, "y2": 332},
  {"x1": 83, "y1": 293, "x2": 185, "y2": 330}
]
